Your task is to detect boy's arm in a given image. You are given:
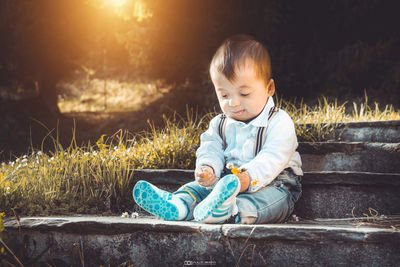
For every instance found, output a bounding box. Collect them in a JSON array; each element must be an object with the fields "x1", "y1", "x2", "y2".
[
  {"x1": 240, "y1": 111, "x2": 299, "y2": 192},
  {"x1": 196, "y1": 115, "x2": 226, "y2": 178}
]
